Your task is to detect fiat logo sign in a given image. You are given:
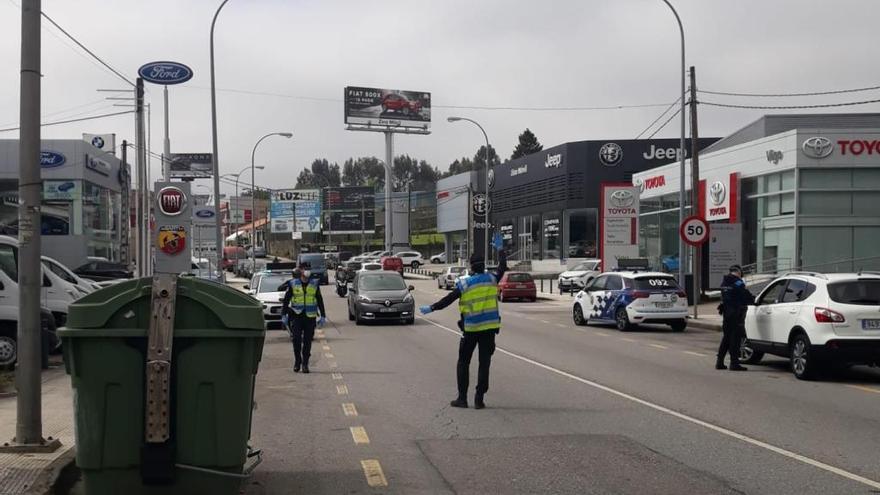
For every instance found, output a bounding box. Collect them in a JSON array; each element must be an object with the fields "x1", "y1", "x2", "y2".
[{"x1": 157, "y1": 186, "x2": 187, "y2": 216}]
